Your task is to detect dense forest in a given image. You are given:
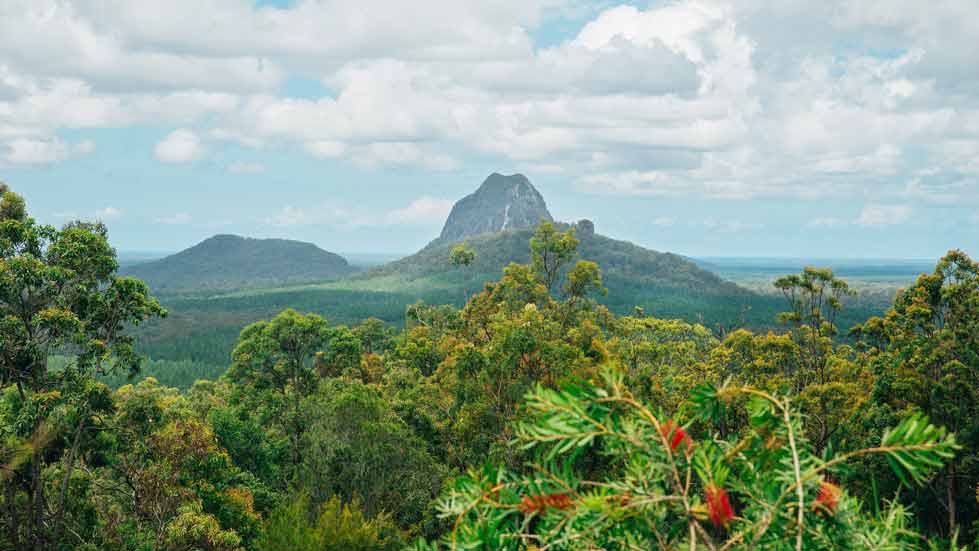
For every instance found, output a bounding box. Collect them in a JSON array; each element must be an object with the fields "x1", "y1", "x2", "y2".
[{"x1": 2, "y1": 184, "x2": 978, "y2": 550}]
